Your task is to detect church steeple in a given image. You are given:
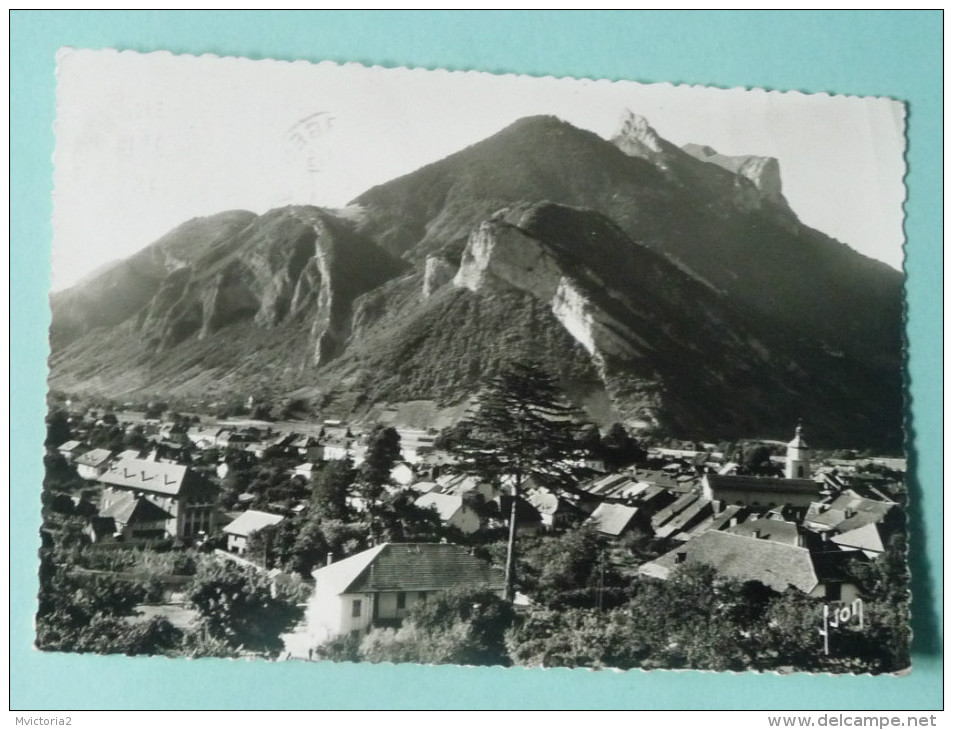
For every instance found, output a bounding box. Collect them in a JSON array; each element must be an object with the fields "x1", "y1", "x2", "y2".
[{"x1": 785, "y1": 421, "x2": 811, "y2": 479}]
